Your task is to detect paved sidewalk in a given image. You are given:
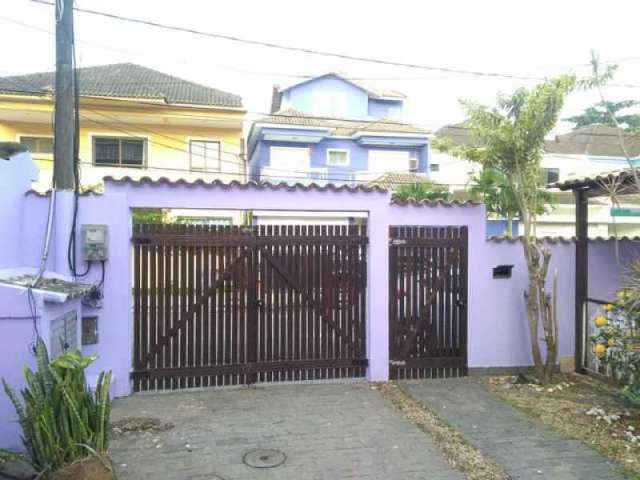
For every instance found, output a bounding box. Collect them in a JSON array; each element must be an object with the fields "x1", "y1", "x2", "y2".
[
  {"x1": 110, "y1": 382, "x2": 464, "y2": 480},
  {"x1": 402, "y1": 378, "x2": 625, "y2": 480}
]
